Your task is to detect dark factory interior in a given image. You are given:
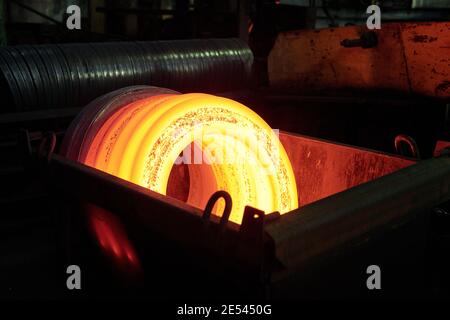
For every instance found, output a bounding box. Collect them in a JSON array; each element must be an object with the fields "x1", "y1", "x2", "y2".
[{"x1": 0, "y1": 0, "x2": 449, "y2": 304}]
